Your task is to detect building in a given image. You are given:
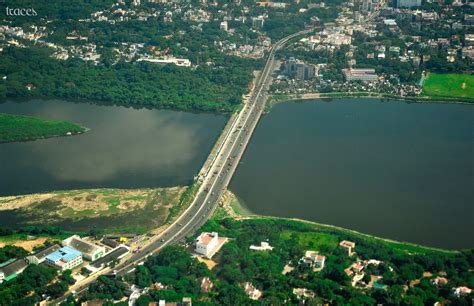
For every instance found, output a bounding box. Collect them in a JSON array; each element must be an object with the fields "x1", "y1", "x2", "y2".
[
  {"x1": 88, "y1": 246, "x2": 129, "y2": 272},
  {"x1": 45, "y1": 246, "x2": 83, "y2": 271},
  {"x1": 26, "y1": 244, "x2": 61, "y2": 265},
  {"x1": 252, "y1": 16, "x2": 265, "y2": 29},
  {"x1": 465, "y1": 34, "x2": 474, "y2": 47},
  {"x1": 256, "y1": 1, "x2": 287, "y2": 8},
  {"x1": 310, "y1": 16, "x2": 320, "y2": 26},
  {"x1": 362, "y1": 0, "x2": 371, "y2": 11},
  {"x1": 182, "y1": 297, "x2": 192, "y2": 306},
  {"x1": 136, "y1": 57, "x2": 192, "y2": 67},
  {"x1": 383, "y1": 19, "x2": 397, "y2": 28},
  {"x1": 249, "y1": 242, "x2": 274, "y2": 251},
  {"x1": 453, "y1": 286, "x2": 471, "y2": 297},
  {"x1": 243, "y1": 282, "x2": 262, "y2": 300},
  {"x1": 195, "y1": 232, "x2": 219, "y2": 257},
  {"x1": 431, "y1": 276, "x2": 448, "y2": 286},
  {"x1": 299, "y1": 251, "x2": 326, "y2": 269},
  {"x1": 465, "y1": 14, "x2": 474, "y2": 25},
  {"x1": 62, "y1": 235, "x2": 105, "y2": 261},
  {"x1": 293, "y1": 288, "x2": 316, "y2": 299},
  {"x1": 339, "y1": 240, "x2": 356, "y2": 256},
  {"x1": 220, "y1": 21, "x2": 228, "y2": 32},
  {"x1": 342, "y1": 68, "x2": 378, "y2": 82},
  {"x1": 0, "y1": 259, "x2": 28, "y2": 283},
  {"x1": 284, "y1": 57, "x2": 316, "y2": 81},
  {"x1": 194, "y1": 232, "x2": 230, "y2": 258},
  {"x1": 101, "y1": 238, "x2": 120, "y2": 248},
  {"x1": 200, "y1": 277, "x2": 214, "y2": 293},
  {"x1": 461, "y1": 47, "x2": 474, "y2": 59},
  {"x1": 396, "y1": 0, "x2": 421, "y2": 7}
]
